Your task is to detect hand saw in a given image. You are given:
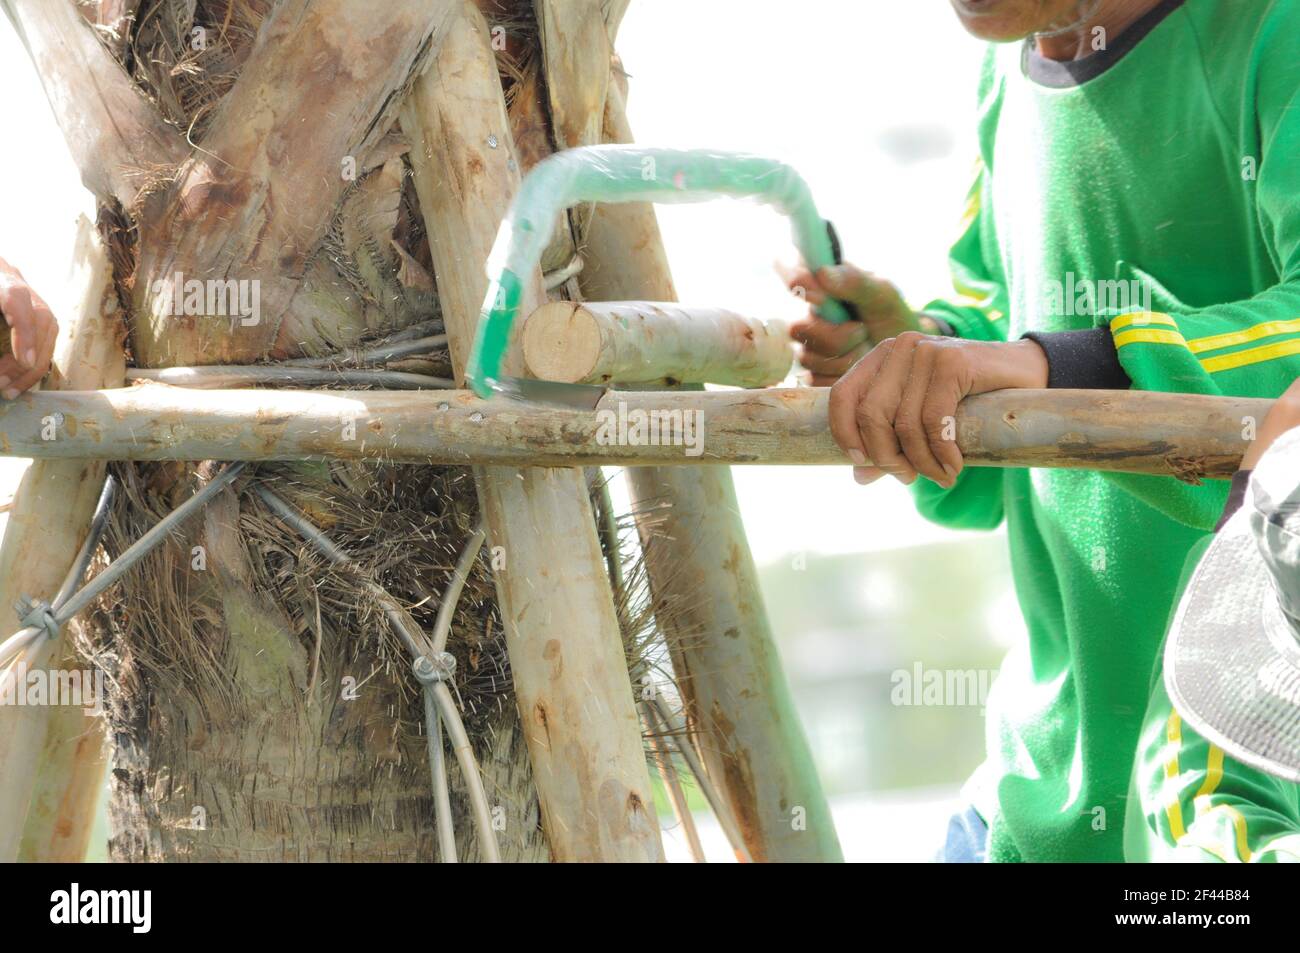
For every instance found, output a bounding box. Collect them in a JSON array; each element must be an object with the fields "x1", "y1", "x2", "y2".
[{"x1": 465, "y1": 145, "x2": 855, "y2": 409}]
